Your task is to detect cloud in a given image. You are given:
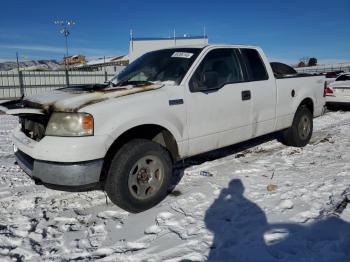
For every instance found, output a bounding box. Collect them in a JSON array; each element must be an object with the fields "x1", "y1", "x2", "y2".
[
  {"x1": 268, "y1": 57, "x2": 298, "y2": 65},
  {"x1": 0, "y1": 58, "x2": 15, "y2": 63},
  {"x1": 0, "y1": 44, "x2": 123, "y2": 57},
  {"x1": 316, "y1": 59, "x2": 350, "y2": 65},
  {"x1": 268, "y1": 56, "x2": 350, "y2": 66},
  {"x1": 0, "y1": 44, "x2": 64, "y2": 53}
]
